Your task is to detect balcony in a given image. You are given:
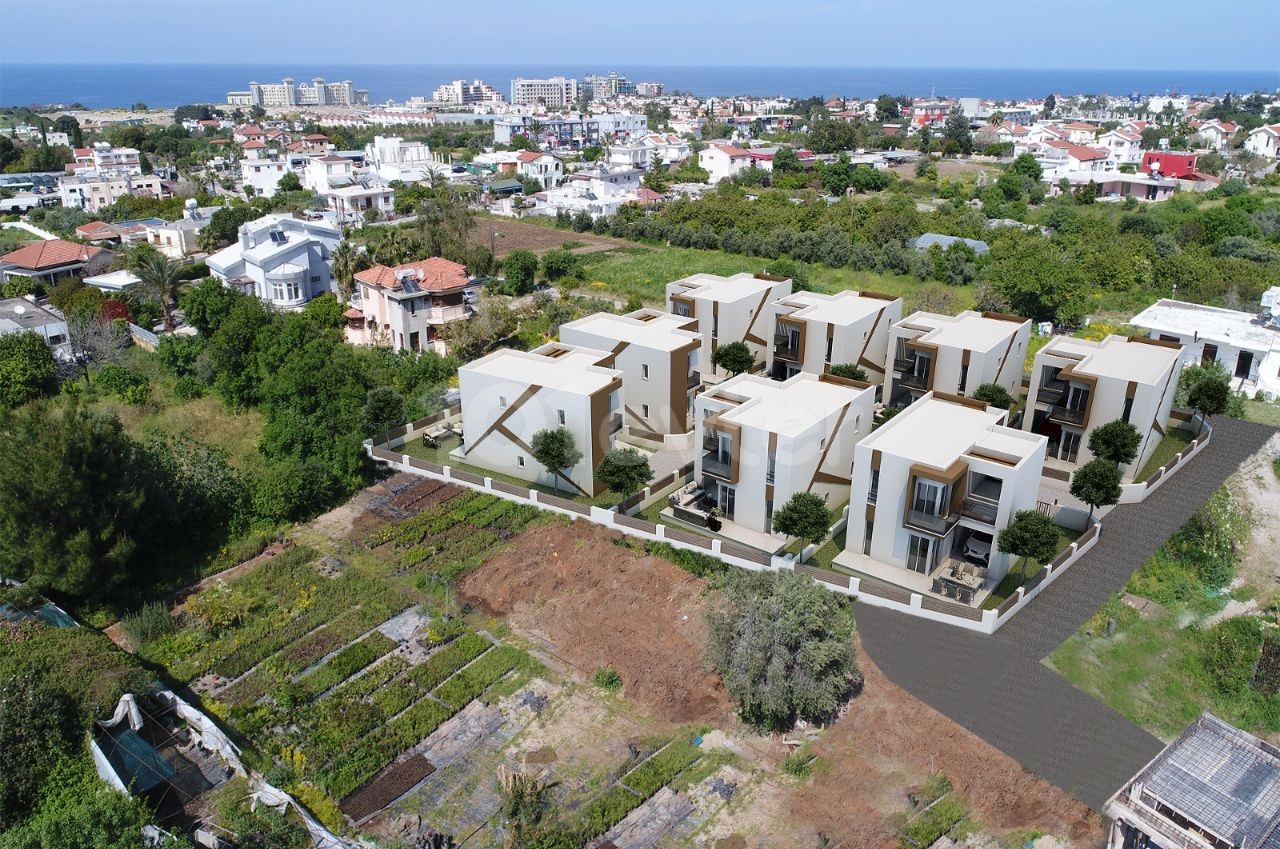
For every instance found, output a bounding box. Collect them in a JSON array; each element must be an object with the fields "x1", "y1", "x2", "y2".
[
  {"x1": 899, "y1": 372, "x2": 930, "y2": 391},
  {"x1": 893, "y1": 355, "x2": 917, "y2": 373},
  {"x1": 904, "y1": 508, "x2": 959, "y2": 536},
  {"x1": 960, "y1": 495, "x2": 999, "y2": 524},
  {"x1": 773, "y1": 334, "x2": 800, "y2": 362},
  {"x1": 1048, "y1": 404, "x2": 1087, "y2": 427},
  {"x1": 686, "y1": 370, "x2": 701, "y2": 389},
  {"x1": 701, "y1": 450, "x2": 733, "y2": 480},
  {"x1": 1036, "y1": 379, "x2": 1066, "y2": 405},
  {"x1": 607, "y1": 411, "x2": 623, "y2": 434}
]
